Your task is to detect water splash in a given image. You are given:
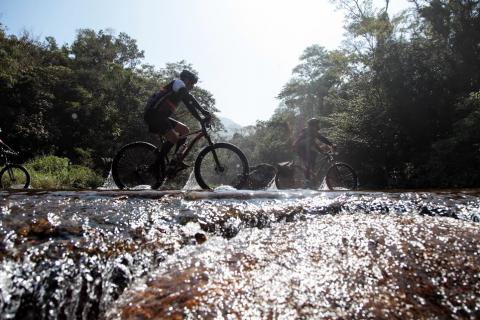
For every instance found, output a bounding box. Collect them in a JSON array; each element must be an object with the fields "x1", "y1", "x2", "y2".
[
  {"x1": 110, "y1": 213, "x2": 480, "y2": 319},
  {"x1": 98, "y1": 169, "x2": 118, "y2": 190},
  {"x1": 1, "y1": 189, "x2": 479, "y2": 319},
  {"x1": 182, "y1": 170, "x2": 202, "y2": 191}
]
